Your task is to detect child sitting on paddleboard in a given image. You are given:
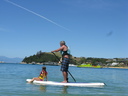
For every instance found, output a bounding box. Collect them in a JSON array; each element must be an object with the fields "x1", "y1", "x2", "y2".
[{"x1": 28, "y1": 67, "x2": 48, "y2": 83}]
